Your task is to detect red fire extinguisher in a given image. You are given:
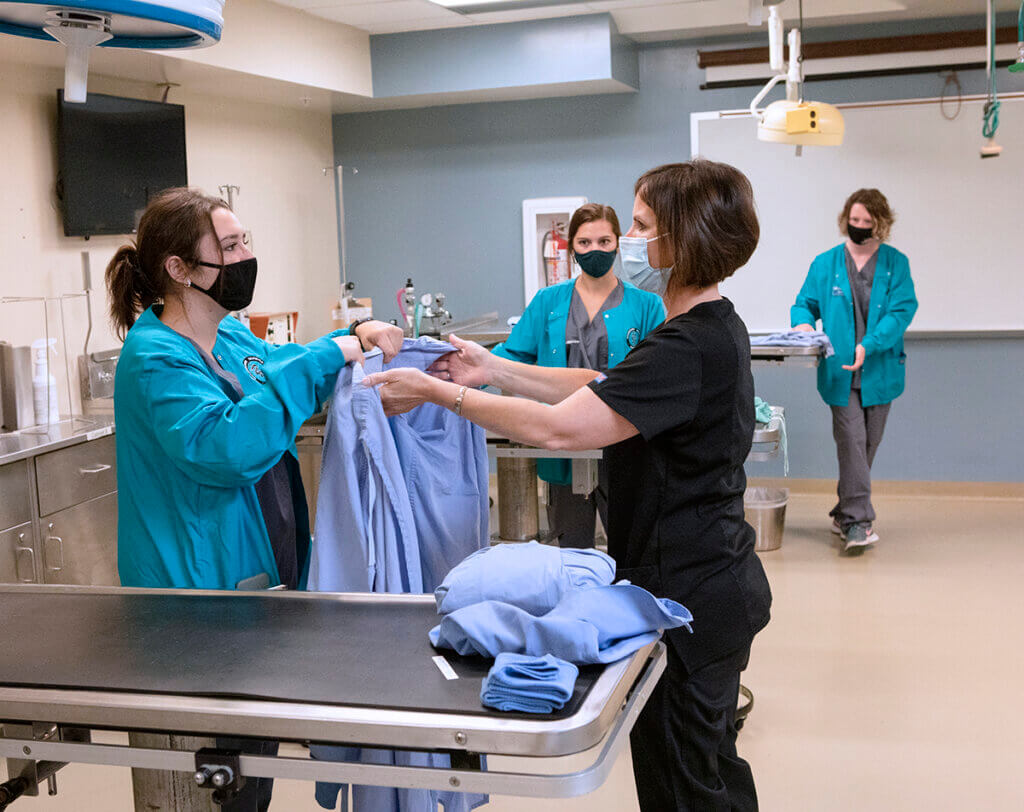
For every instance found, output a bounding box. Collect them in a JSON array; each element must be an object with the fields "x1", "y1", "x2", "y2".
[{"x1": 542, "y1": 222, "x2": 569, "y2": 286}]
